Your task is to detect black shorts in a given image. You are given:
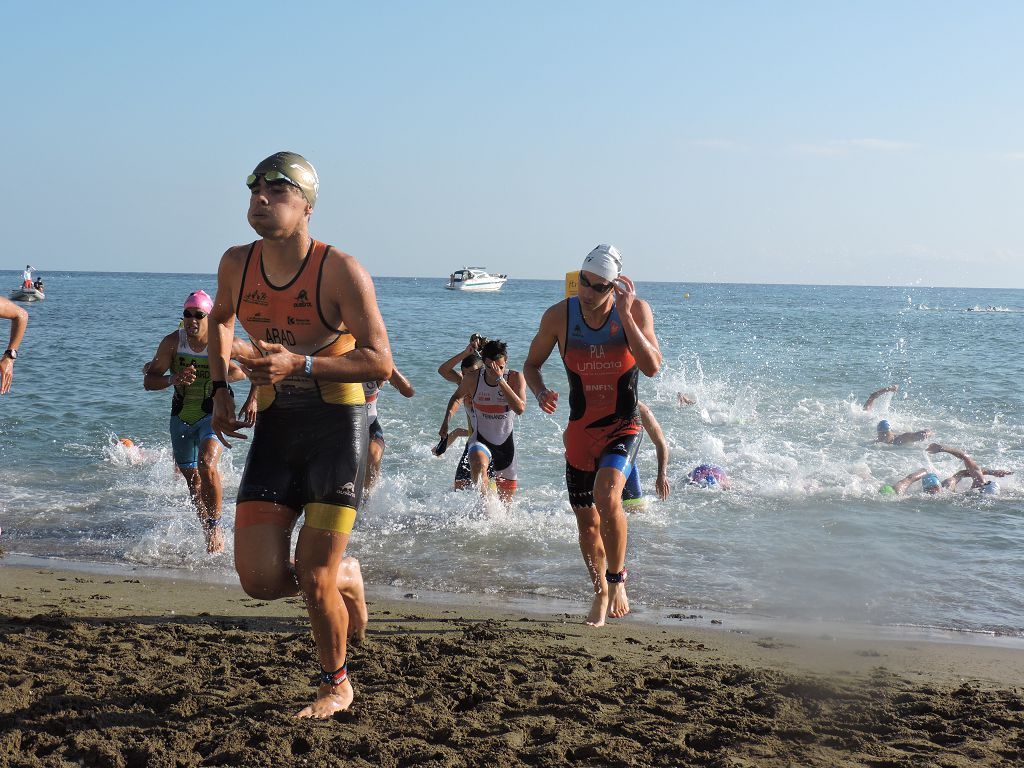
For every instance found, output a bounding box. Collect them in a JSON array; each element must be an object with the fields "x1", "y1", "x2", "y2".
[
  {"x1": 454, "y1": 441, "x2": 494, "y2": 485},
  {"x1": 565, "y1": 430, "x2": 643, "y2": 508},
  {"x1": 238, "y1": 399, "x2": 367, "y2": 519},
  {"x1": 368, "y1": 417, "x2": 385, "y2": 446}
]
